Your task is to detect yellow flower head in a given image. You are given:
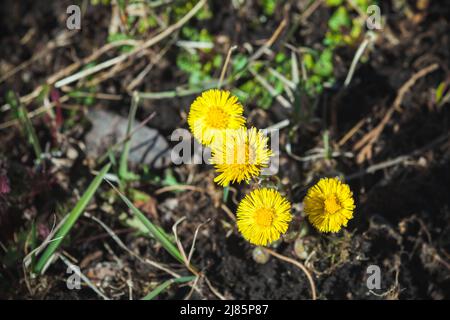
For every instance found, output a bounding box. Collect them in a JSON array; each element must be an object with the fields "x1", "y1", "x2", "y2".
[
  {"x1": 210, "y1": 127, "x2": 272, "y2": 186},
  {"x1": 188, "y1": 89, "x2": 245, "y2": 146},
  {"x1": 237, "y1": 188, "x2": 292, "y2": 246},
  {"x1": 303, "y1": 177, "x2": 355, "y2": 233}
]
